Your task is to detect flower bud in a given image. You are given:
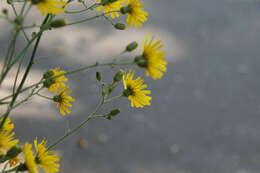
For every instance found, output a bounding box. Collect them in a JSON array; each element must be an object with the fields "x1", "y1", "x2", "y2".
[
  {"x1": 113, "y1": 70, "x2": 124, "y2": 82},
  {"x1": 53, "y1": 95, "x2": 62, "y2": 102},
  {"x1": 2, "y1": 8, "x2": 8, "y2": 15},
  {"x1": 50, "y1": 19, "x2": 67, "y2": 28},
  {"x1": 114, "y1": 23, "x2": 126, "y2": 30},
  {"x1": 126, "y1": 41, "x2": 138, "y2": 52},
  {"x1": 110, "y1": 109, "x2": 120, "y2": 116},
  {"x1": 96, "y1": 72, "x2": 102, "y2": 81}
]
